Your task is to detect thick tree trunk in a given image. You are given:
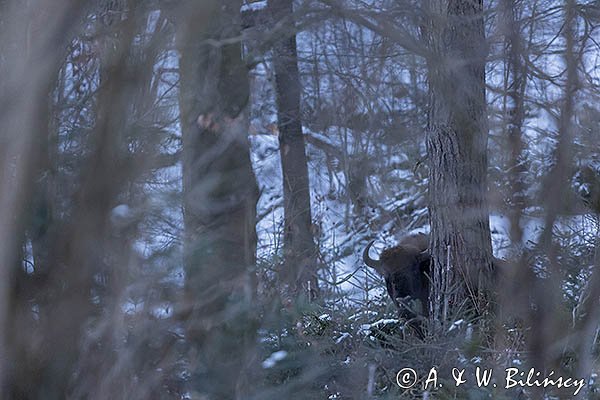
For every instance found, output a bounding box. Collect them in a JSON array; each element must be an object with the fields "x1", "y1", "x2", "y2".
[
  {"x1": 426, "y1": 0, "x2": 493, "y2": 323},
  {"x1": 176, "y1": 1, "x2": 260, "y2": 397},
  {"x1": 2, "y1": 2, "x2": 99, "y2": 398},
  {"x1": 269, "y1": 0, "x2": 319, "y2": 299},
  {"x1": 32, "y1": 5, "x2": 136, "y2": 398}
]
